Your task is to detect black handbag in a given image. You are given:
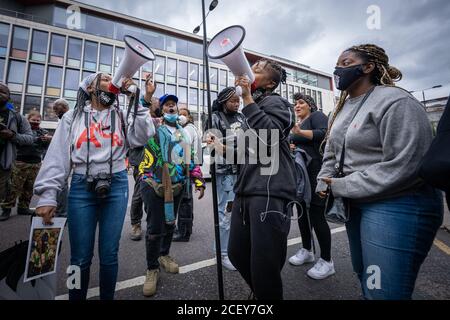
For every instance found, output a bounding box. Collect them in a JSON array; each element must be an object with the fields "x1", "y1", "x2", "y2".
[{"x1": 324, "y1": 87, "x2": 375, "y2": 224}]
